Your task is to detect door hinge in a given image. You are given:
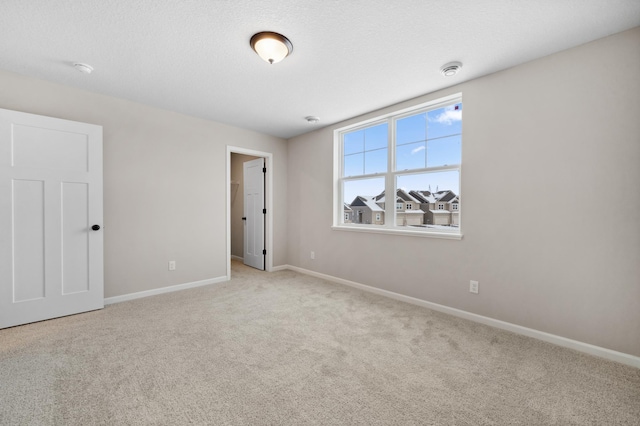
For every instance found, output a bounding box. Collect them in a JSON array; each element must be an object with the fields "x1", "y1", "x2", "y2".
[
  {"x1": 263, "y1": 208, "x2": 266, "y2": 214},
  {"x1": 263, "y1": 167, "x2": 266, "y2": 173},
  {"x1": 262, "y1": 249, "x2": 266, "y2": 255}
]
